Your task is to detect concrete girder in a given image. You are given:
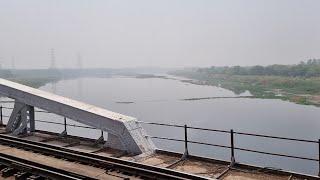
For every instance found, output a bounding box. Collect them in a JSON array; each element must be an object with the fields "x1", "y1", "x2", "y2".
[
  {"x1": 6, "y1": 101, "x2": 35, "y2": 135},
  {"x1": 0, "y1": 78, "x2": 155, "y2": 155}
]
